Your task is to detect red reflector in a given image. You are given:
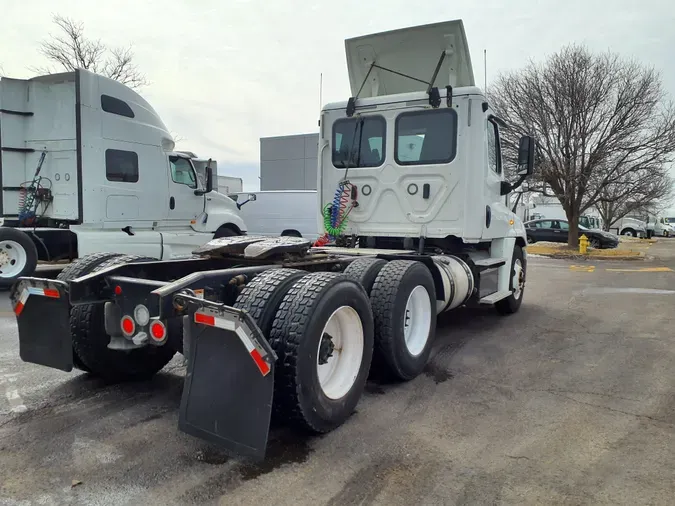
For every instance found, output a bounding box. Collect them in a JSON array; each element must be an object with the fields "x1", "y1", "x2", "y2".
[
  {"x1": 14, "y1": 301, "x2": 25, "y2": 316},
  {"x1": 250, "y1": 348, "x2": 270, "y2": 376},
  {"x1": 114, "y1": 285, "x2": 122, "y2": 295},
  {"x1": 43, "y1": 288, "x2": 60, "y2": 298},
  {"x1": 194, "y1": 312, "x2": 215, "y2": 326},
  {"x1": 150, "y1": 321, "x2": 166, "y2": 341},
  {"x1": 121, "y1": 316, "x2": 135, "y2": 335}
]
